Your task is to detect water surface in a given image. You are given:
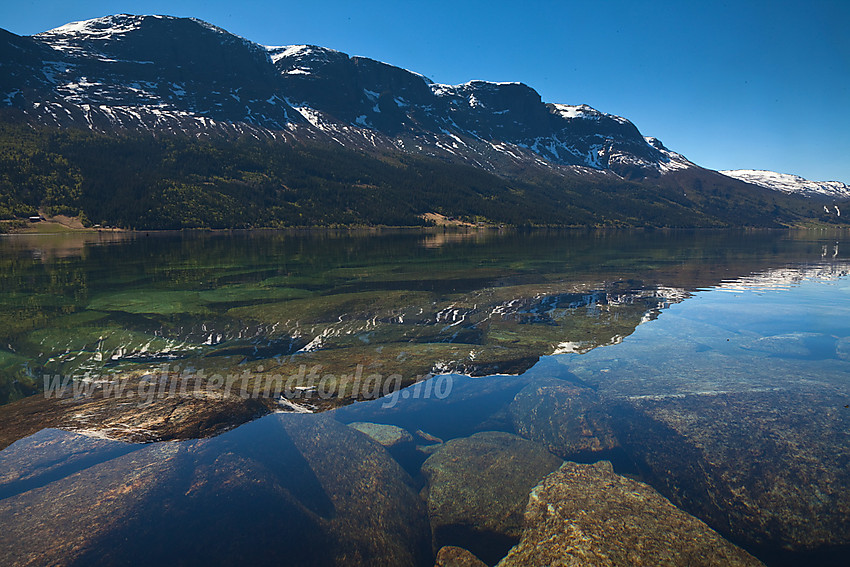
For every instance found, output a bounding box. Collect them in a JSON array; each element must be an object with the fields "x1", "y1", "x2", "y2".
[{"x1": 0, "y1": 229, "x2": 848, "y2": 566}]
